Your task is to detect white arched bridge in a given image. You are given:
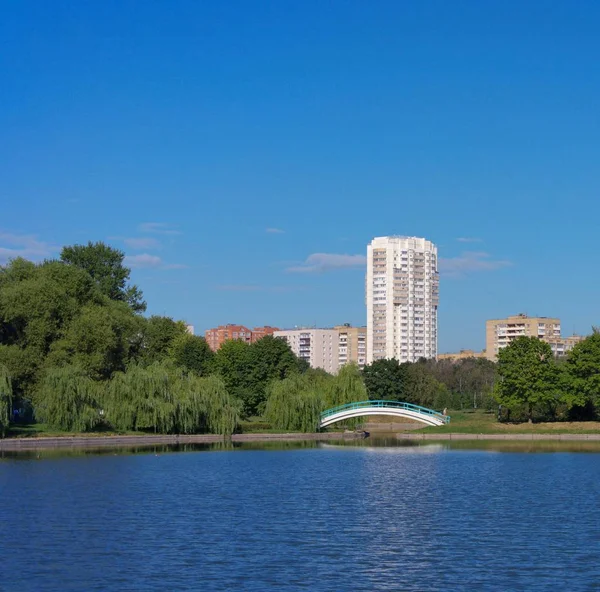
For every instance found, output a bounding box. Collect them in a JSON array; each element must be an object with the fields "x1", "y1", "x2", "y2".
[{"x1": 319, "y1": 400, "x2": 450, "y2": 429}]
